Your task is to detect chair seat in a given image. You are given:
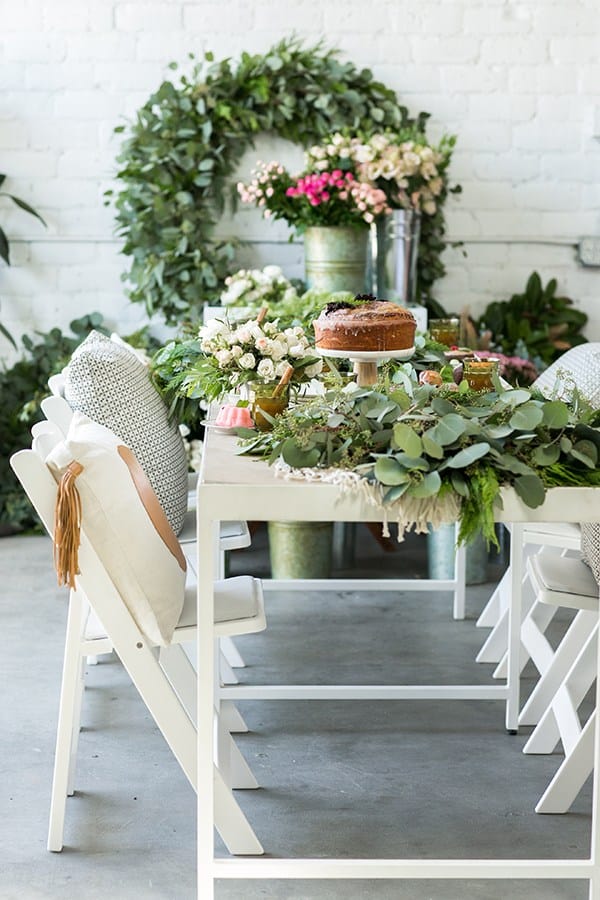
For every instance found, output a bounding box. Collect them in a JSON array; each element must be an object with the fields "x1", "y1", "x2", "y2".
[
  {"x1": 528, "y1": 552, "x2": 599, "y2": 611},
  {"x1": 178, "y1": 510, "x2": 250, "y2": 550},
  {"x1": 85, "y1": 575, "x2": 264, "y2": 641}
]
